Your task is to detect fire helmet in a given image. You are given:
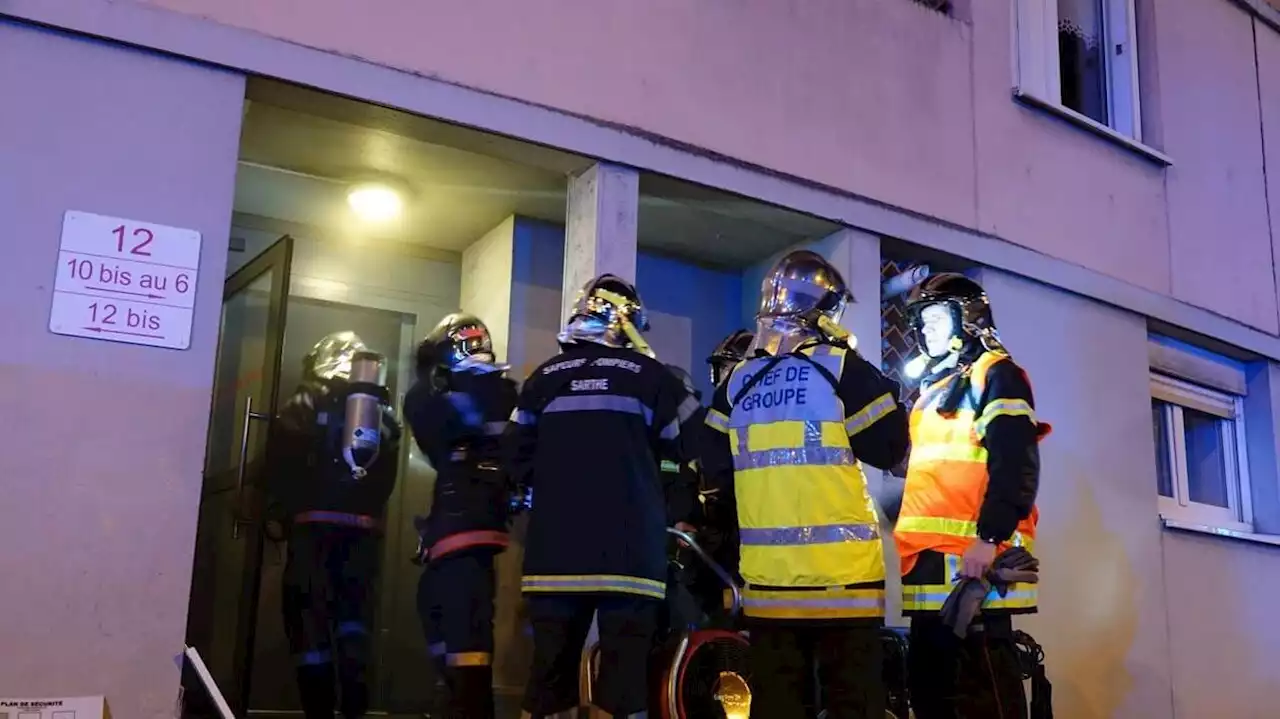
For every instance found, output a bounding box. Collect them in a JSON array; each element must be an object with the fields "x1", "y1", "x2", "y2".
[
  {"x1": 754, "y1": 250, "x2": 852, "y2": 355},
  {"x1": 304, "y1": 331, "x2": 367, "y2": 382},
  {"x1": 558, "y1": 274, "x2": 652, "y2": 354},
  {"x1": 707, "y1": 329, "x2": 754, "y2": 387}
]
